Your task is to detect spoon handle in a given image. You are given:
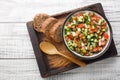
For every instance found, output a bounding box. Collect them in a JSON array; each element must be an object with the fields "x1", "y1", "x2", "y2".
[{"x1": 58, "y1": 52, "x2": 86, "y2": 67}]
